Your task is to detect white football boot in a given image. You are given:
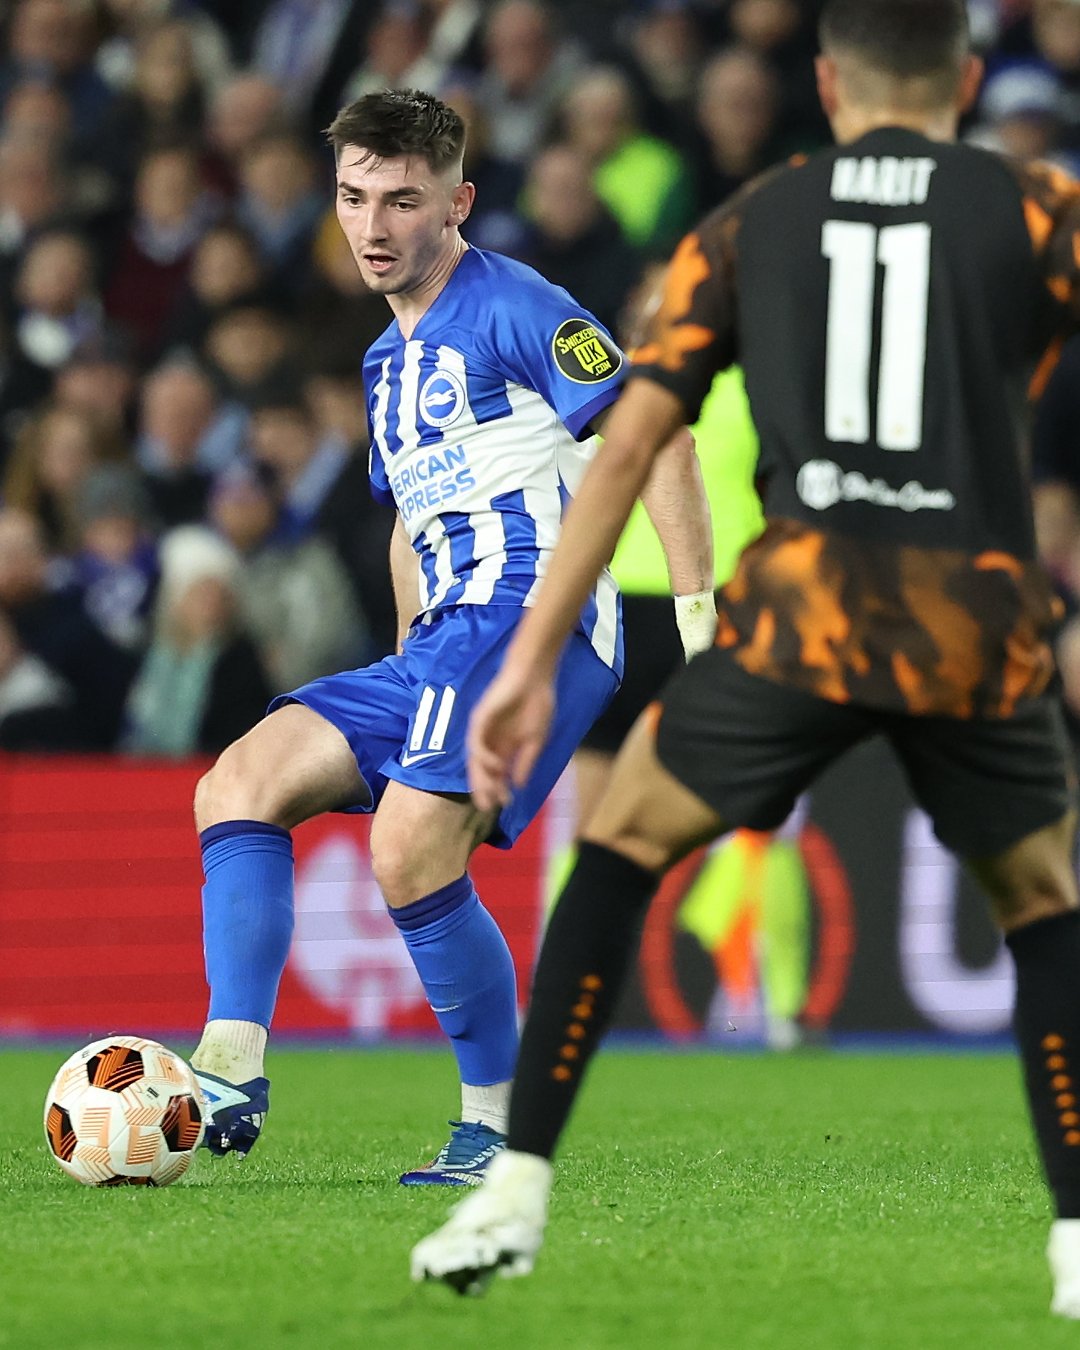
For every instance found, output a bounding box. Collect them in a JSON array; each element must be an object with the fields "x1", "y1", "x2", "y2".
[
  {"x1": 1049, "y1": 1219, "x2": 1080, "y2": 1317},
  {"x1": 410, "y1": 1150, "x2": 554, "y2": 1296}
]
